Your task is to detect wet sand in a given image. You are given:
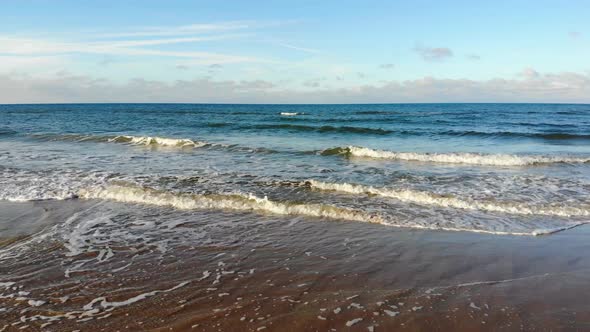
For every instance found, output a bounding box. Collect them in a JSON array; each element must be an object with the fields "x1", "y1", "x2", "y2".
[{"x1": 1, "y1": 200, "x2": 590, "y2": 331}]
